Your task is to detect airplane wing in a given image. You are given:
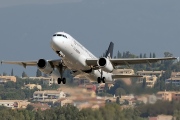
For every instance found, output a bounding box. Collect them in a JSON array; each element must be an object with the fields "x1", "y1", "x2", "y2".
[
  {"x1": 112, "y1": 74, "x2": 143, "y2": 79},
  {"x1": 1, "y1": 59, "x2": 62, "y2": 68},
  {"x1": 86, "y1": 57, "x2": 177, "y2": 67}
]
